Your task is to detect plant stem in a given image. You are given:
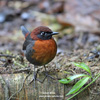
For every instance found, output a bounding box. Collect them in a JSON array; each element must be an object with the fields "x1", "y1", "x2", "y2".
[{"x1": 67, "y1": 73, "x2": 100, "y2": 100}]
